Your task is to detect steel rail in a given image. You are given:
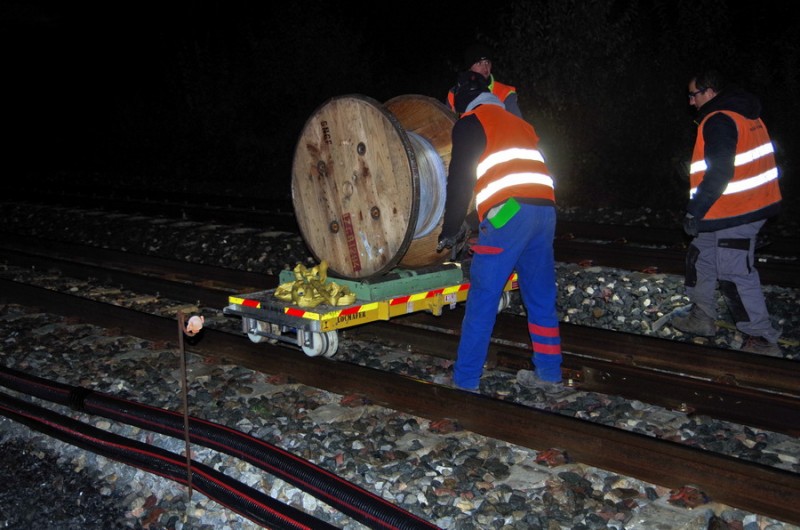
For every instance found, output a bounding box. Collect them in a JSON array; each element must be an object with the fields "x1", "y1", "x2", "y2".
[
  {"x1": 3, "y1": 279, "x2": 799, "y2": 525},
  {"x1": 3, "y1": 237, "x2": 798, "y2": 436}
]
